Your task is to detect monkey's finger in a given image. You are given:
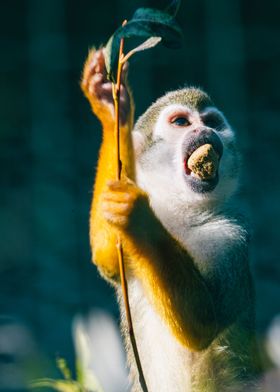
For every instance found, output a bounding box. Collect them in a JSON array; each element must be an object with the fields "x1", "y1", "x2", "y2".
[
  {"x1": 120, "y1": 109, "x2": 129, "y2": 126},
  {"x1": 106, "y1": 183, "x2": 133, "y2": 193},
  {"x1": 119, "y1": 85, "x2": 130, "y2": 103},
  {"x1": 107, "y1": 178, "x2": 135, "y2": 191},
  {"x1": 87, "y1": 73, "x2": 104, "y2": 95},
  {"x1": 89, "y1": 50, "x2": 104, "y2": 74},
  {"x1": 120, "y1": 95, "x2": 130, "y2": 110},
  {"x1": 121, "y1": 62, "x2": 129, "y2": 83},
  {"x1": 102, "y1": 191, "x2": 132, "y2": 203},
  {"x1": 119, "y1": 85, "x2": 130, "y2": 124},
  {"x1": 86, "y1": 80, "x2": 113, "y2": 104},
  {"x1": 122, "y1": 61, "x2": 129, "y2": 73},
  {"x1": 88, "y1": 74, "x2": 114, "y2": 101},
  {"x1": 82, "y1": 50, "x2": 98, "y2": 84},
  {"x1": 103, "y1": 212, "x2": 128, "y2": 227},
  {"x1": 99, "y1": 82, "x2": 114, "y2": 101},
  {"x1": 83, "y1": 48, "x2": 105, "y2": 81},
  {"x1": 102, "y1": 201, "x2": 132, "y2": 215},
  {"x1": 91, "y1": 48, "x2": 110, "y2": 82},
  {"x1": 93, "y1": 49, "x2": 105, "y2": 74},
  {"x1": 102, "y1": 82, "x2": 113, "y2": 92}
]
